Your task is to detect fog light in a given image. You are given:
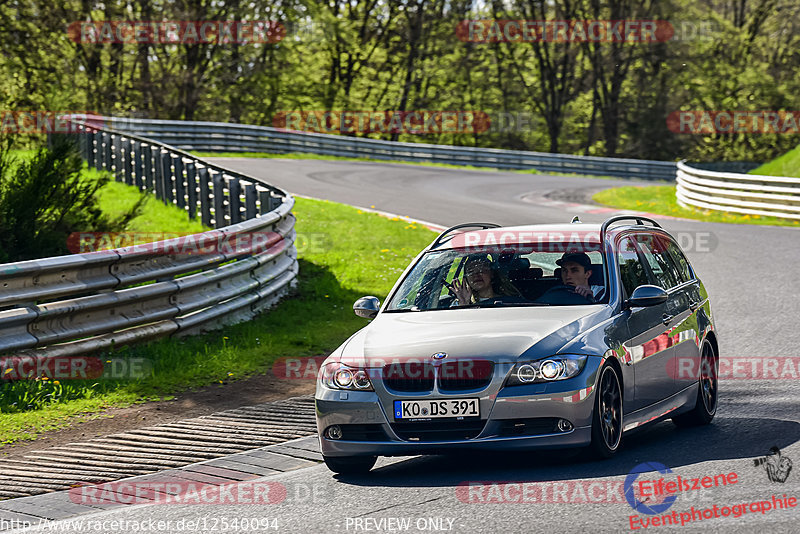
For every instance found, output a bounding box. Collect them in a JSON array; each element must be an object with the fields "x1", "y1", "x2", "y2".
[
  {"x1": 516, "y1": 364, "x2": 536, "y2": 383},
  {"x1": 326, "y1": 425, "x2": 343, "y2": 440},
  {"x1": 557, "y1": 419, "x2": 573, "y2": 432}
]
